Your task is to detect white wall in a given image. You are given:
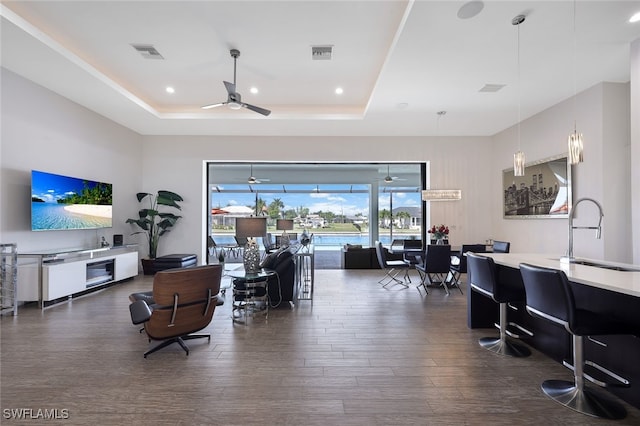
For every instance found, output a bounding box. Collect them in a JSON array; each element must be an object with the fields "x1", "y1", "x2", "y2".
[
  {"x1": 0, "y1": 69, "x2": 143, "y2": 252},
  {"x1": 492, "y1": 82, "x2": 632, "y2": 262},
  {"x1": 140, "y1": 135, "x2": 494, "y2": 261},
  {"x1": 602, "y1": 83, "x2": 631, "y2": 263}
]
